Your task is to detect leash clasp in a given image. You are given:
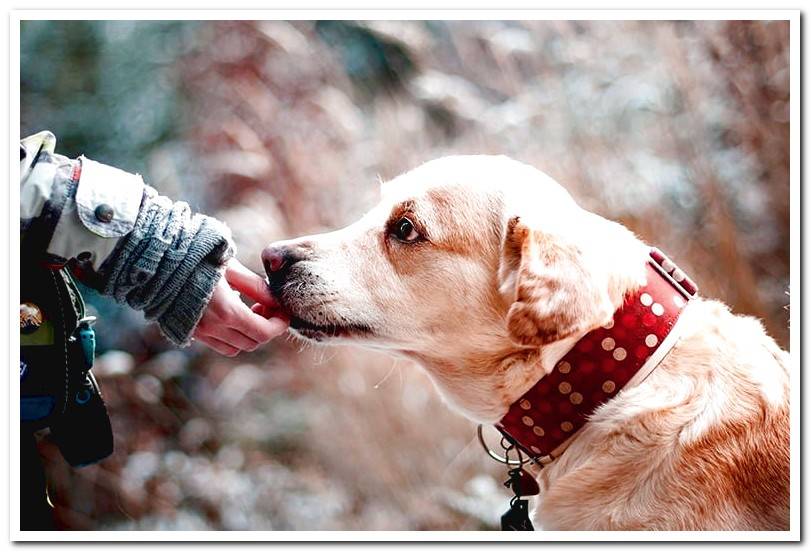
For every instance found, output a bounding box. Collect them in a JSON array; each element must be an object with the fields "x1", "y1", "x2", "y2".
[
  {"x1": 477, "y1": 425, "x2": 523, "y2": 466},
  {"x1": 477, "y1": 424, "x2": 553, "y2": 468}
]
